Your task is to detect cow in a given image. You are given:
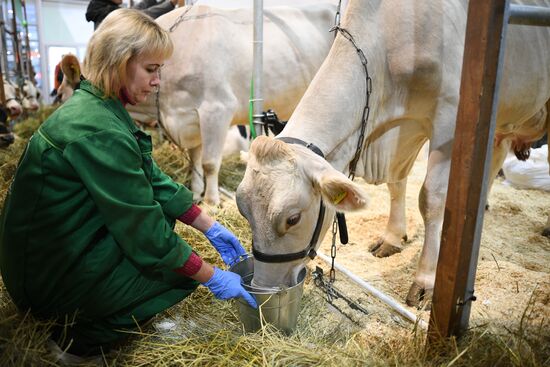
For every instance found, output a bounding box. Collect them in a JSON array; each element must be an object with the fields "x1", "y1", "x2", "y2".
[
  {"x1": 236, "y1": 0, "x2": 550, "y2": 308},
  {"x1": 0, "y1": 78, "x2": 22, "y2": 148},
  {"x1": 126, "y1": 3, "x2": 337, "y2": 204},
  {"x1": 21, "y1": 79, "x2": 41, "y2": 112},
  {"x1": 223, "y1": 126, "x2": 250, "y2": 157},
  {"x1": 2, "y1": 78, "x2": 23, "y2": 119},
  {"x1": 55, "y1": 54, "x2": 82, "y2": 104}
]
